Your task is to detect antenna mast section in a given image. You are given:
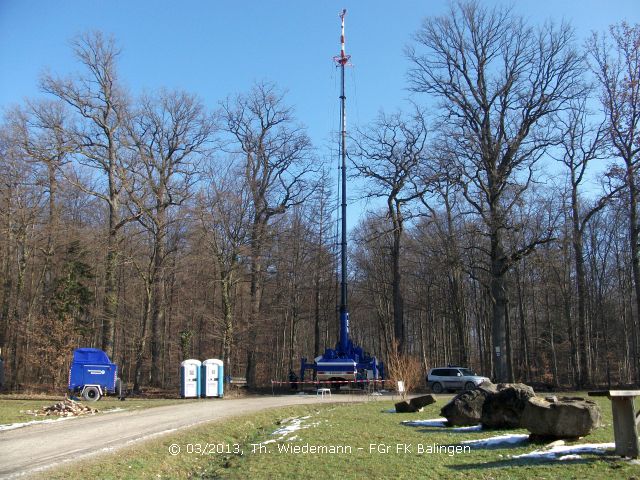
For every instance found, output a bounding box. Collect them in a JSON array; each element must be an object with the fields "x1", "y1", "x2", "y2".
[
  {"x1": 334, "y1": 9, "x2": 350, "y2": 354},
  {"x1": 298, "y1": 10, "x2": 382, "y2": 385}
]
